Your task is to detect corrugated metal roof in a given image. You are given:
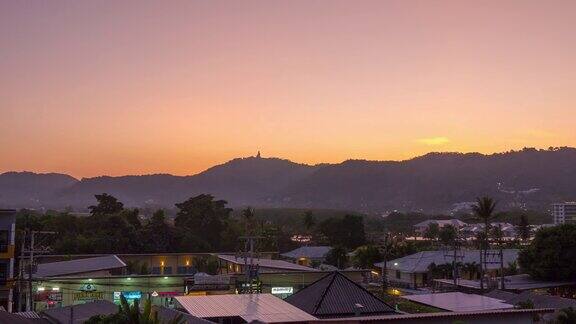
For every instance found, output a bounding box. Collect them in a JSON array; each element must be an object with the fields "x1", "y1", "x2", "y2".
[
  {"x1": 42, "y1": 300, "x2": 118, "y2": 324},
  {"x1": 485, "y1": 290, "x2": 576, "y2": 309},
  {"x1": 402, "y1": 292, "x2": 513, "y2": 312},
  {"x1": 154, "y1": 306, "x2": 213, "y2": 324},
  {"x1": 34, "y1": 255, "x2": 126, "y2": 278},
  {"x1": 218, "y1": 254, "x2": 315, "y2": 271},
  {"x1": 318, "y1": 308, "x2": 554, "y2": 322},
  {"x1": 175, "y1": 294, "x2": 317, "y2": 323},
  {"x1": 375, "y1": 249, "x2": 519, "y2": 273},
  {"x1": 281, "y1": 246, "x2": 332, "y2": 260},
  {"x1": 285, "y1": 272, "x2": 396, "y2": 318}
]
